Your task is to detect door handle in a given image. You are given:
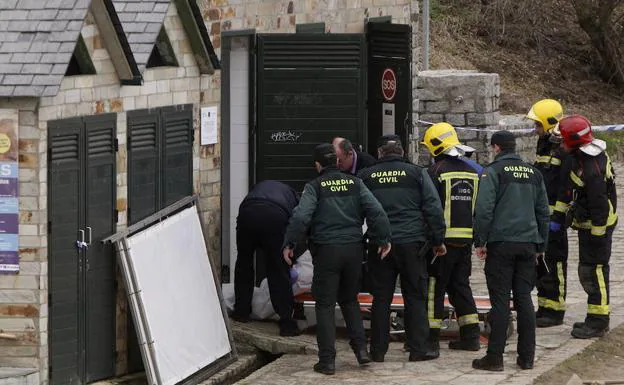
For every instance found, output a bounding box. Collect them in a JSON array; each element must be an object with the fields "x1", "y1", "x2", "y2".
[
  {"x1": 86, "y1": 227, "x2": 92, "y2": 246},
  {"x1": 75, "y1": 230, "x2": 88, "y2": 250}
]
